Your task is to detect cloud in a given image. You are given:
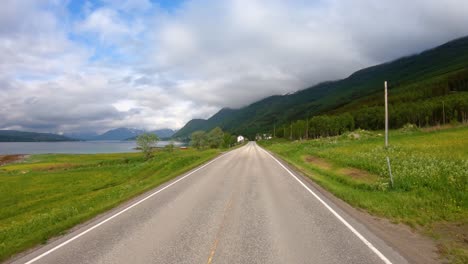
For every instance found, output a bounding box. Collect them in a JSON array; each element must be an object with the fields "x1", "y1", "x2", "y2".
[
  {"x1": 0, "y1": 1, "x2": 86, "y2": 78},
  {"x1": 1, "y1": 0, "x2": 468, "y2": 133},
  {"x1": 76, "y1": 8, "x2": 131, "y2": 41}
]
